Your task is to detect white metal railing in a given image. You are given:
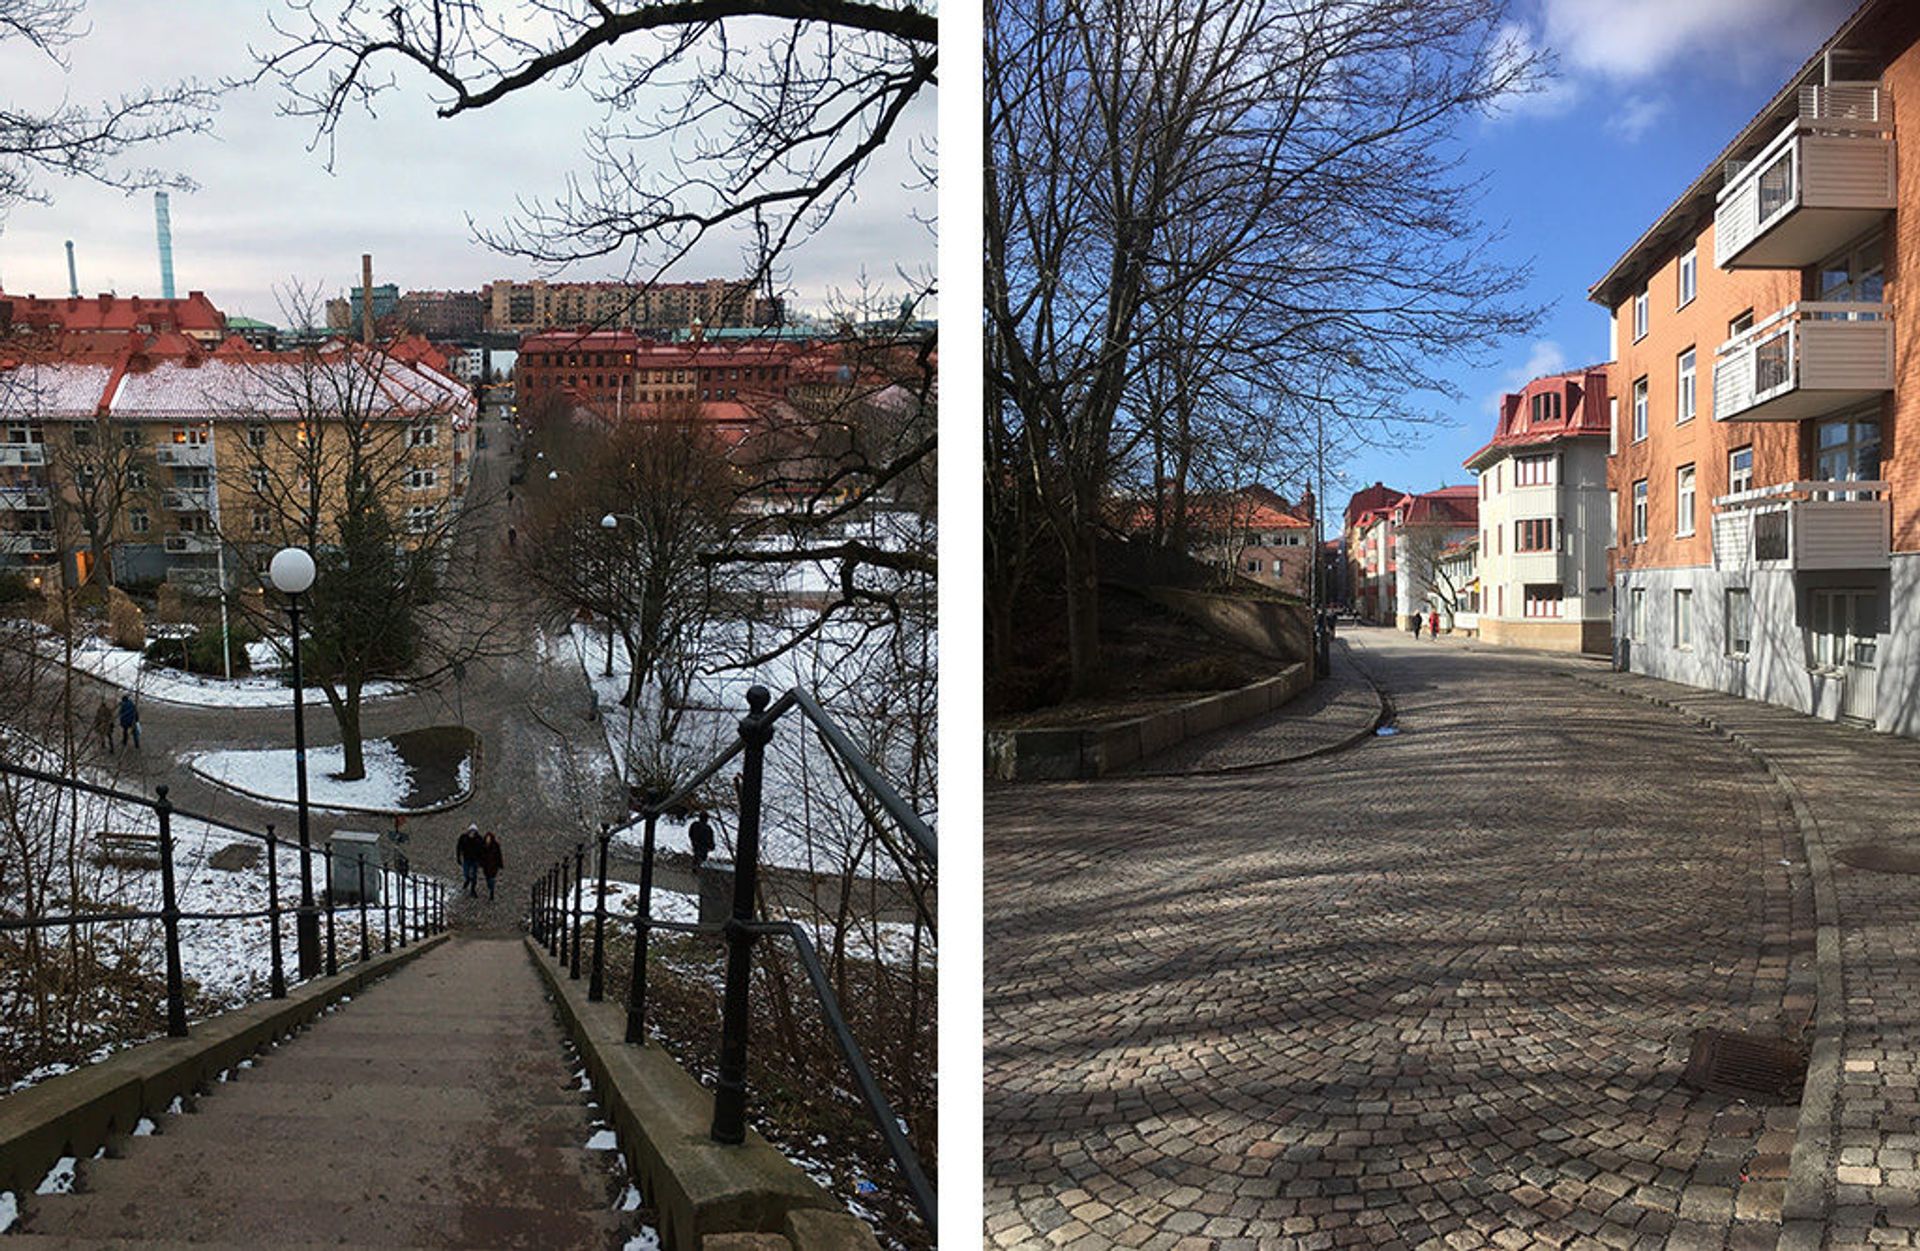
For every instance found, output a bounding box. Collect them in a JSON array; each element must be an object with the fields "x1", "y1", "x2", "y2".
[
  {"x1": 1711, "y1": 480, "x2": 1890, "y2": 571},
  {"x1": 0, "y1": 486, "x2": 51, "y2": 510},
  {"x1": 155, "y1": 444, "x2": 214, "y2": 467},
  {"x1": 0, "y1": 445, "x2": 47, "y2": 467},
  {"x1": 1712, "y1": 479, "x2": 1889, "y2": 509},
  {"x1": 162, "y1": 487, "x2": 212, "y2": 512},
  {"x1": 1801, "y1": 82, "x2": 1886, "y2": 129},
  {"x1": 1713, "y1": 301, "x2": 1890, "y2": 419},
  {"x1": 0, "y1": 532, "x2": 56, "y2": 554},
  {"x1": 1716, "y1": 83, "x2": 1891, "y2": 268},
  {"x1": 163, "y1": 533, "x2": 219, "y2": 554}
]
